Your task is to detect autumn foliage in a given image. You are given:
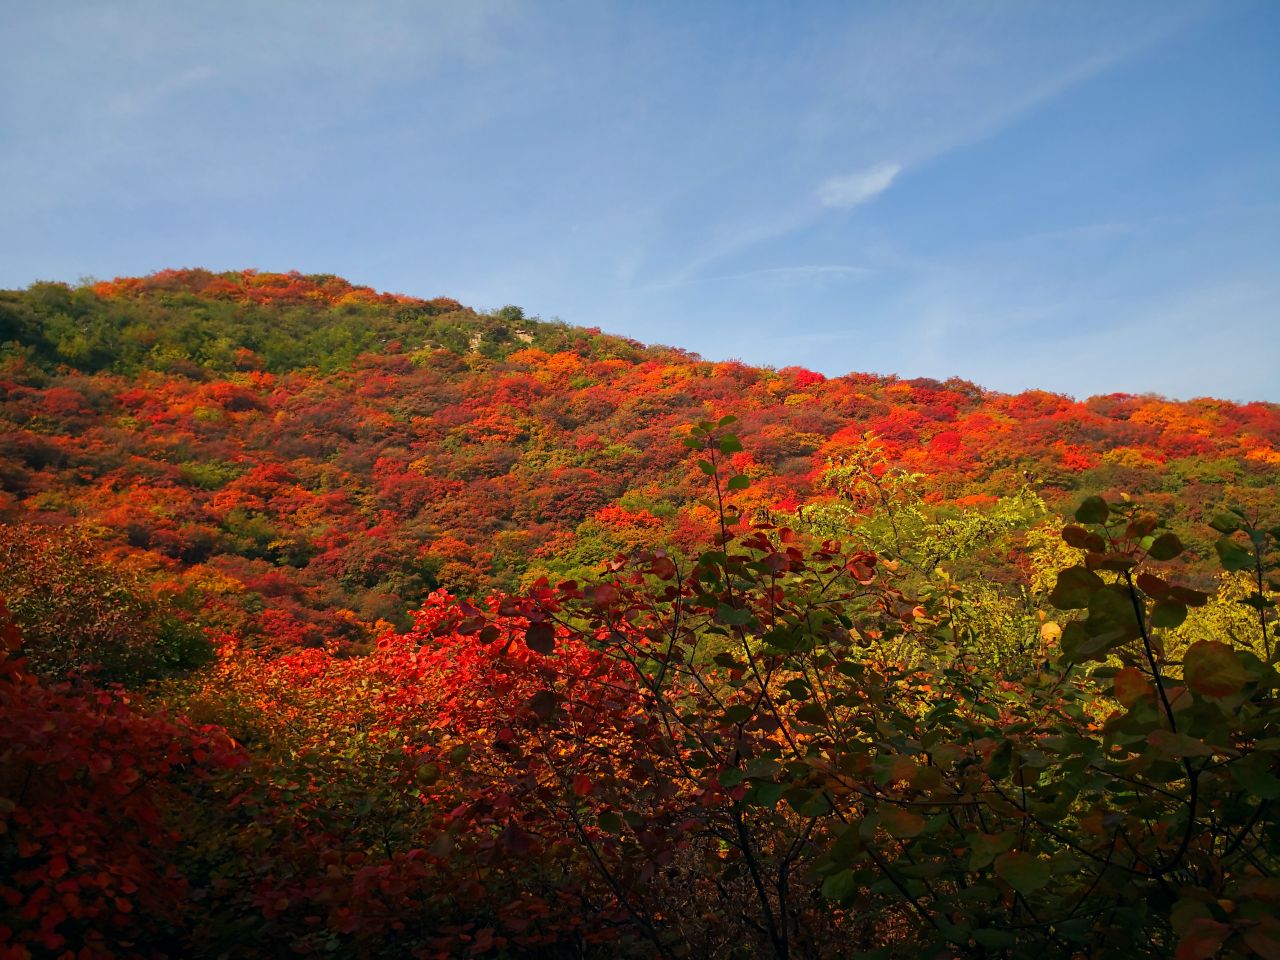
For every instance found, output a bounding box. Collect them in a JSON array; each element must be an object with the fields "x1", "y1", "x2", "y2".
[{"x1": 0, "y1": 272, "x2": 1277, "y2": 959}]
